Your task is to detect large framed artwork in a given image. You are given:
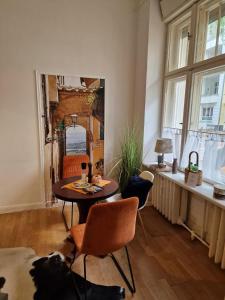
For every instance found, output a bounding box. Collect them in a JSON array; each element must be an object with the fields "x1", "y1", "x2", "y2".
[{"x1": 37, "y1": 73, "x2": 105, "y2": 204}]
